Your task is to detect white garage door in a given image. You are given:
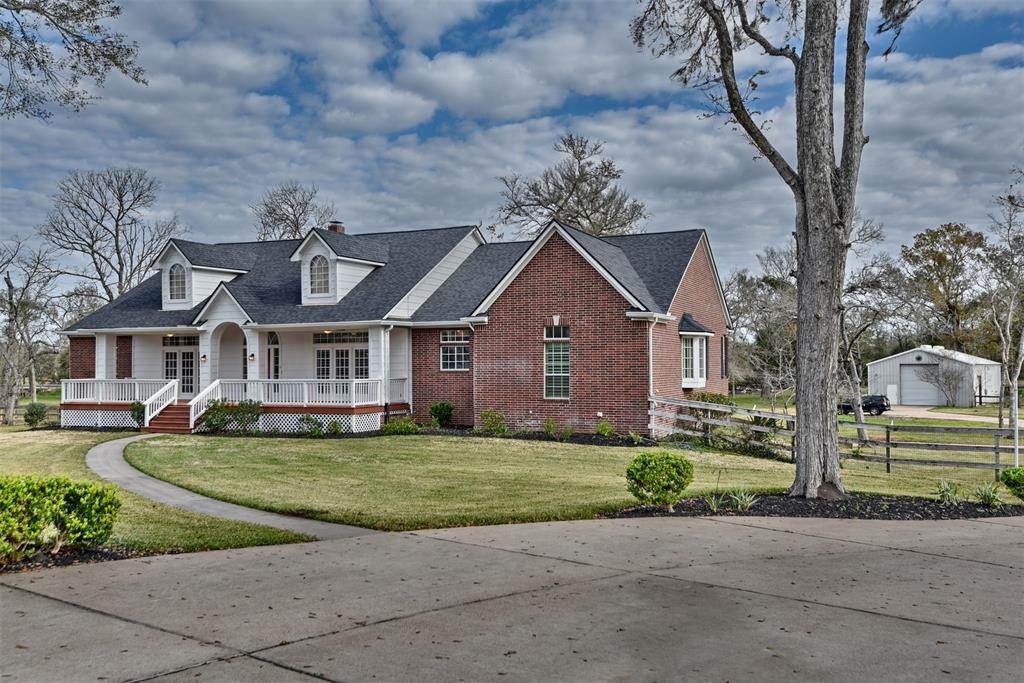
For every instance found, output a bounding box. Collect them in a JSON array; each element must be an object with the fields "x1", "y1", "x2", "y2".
[{"x1": 899, "y1": 364, "x2": 942, "y2": 405}]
